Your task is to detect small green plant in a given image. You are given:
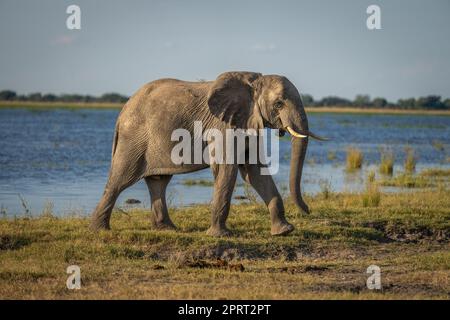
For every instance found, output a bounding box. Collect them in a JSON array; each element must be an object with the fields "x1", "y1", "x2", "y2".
[
  {"x1": 379, "y1": 150, "x2": 395, "y2": 175},
  {"x1": 404, "y1": 147, "x2": 416, "y2": 173},
  {"x1": 346, "y1": 147, "x2": 363, "y2": 171}
]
